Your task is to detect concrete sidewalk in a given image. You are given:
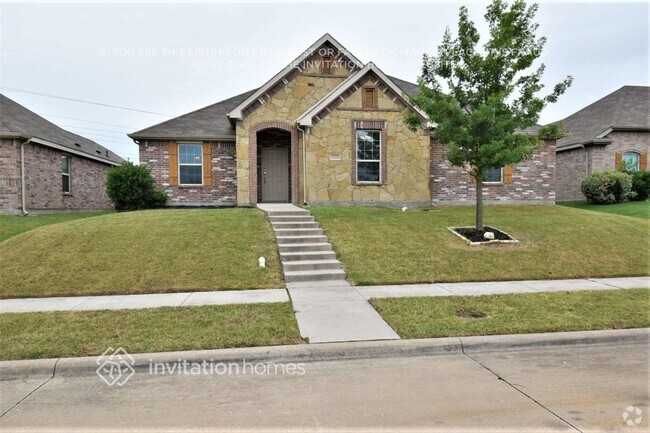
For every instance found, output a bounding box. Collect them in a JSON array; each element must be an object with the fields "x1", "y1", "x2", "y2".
[
  {"x1": 0, "y1": 276, "x2": 647, "y2": 314},
  {"x1": 0, "y1": 289, "x2": 288, "y2": 314}
]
